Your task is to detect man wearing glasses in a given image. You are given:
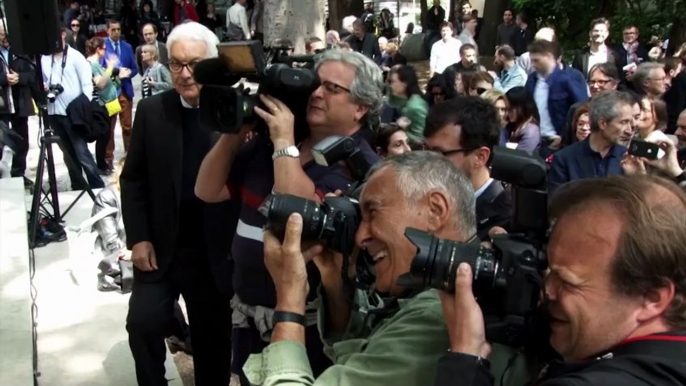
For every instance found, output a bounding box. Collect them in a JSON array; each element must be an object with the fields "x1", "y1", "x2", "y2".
[
  {"x1": 195, "y1": 50, "x2": 382, "y2": 386},
  {"x1": 120, "y1": 22, "x2": 234, "y2": 385},
  {"x1": 566, "y1": 63, "x2": 620, "y2": 137},
  {"x1": 424, "y1": 97, "x2": 513, "y2": 241}
]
